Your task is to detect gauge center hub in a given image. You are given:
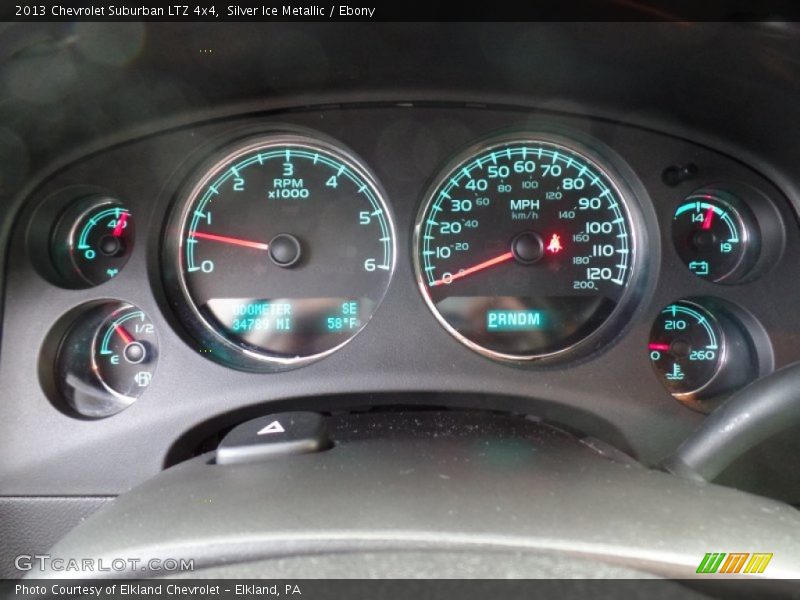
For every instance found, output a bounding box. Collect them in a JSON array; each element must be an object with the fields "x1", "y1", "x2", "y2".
[
  {"x1": 511, "y1": 231, "x2": 544, "y2": 265},
  {"x1": 690, "y1": 230, "x2": 717, "y2": 251},
  {"x1": 123, "y1": 341, "x2": 147, "y2": 364},
  {"x1": 98, "y1": 235, "x2": 124, "y2": 257},
  {"x1": 670, "y1": 339, "x2": 692, "y2": 358},
  {"x1": 268, "y1": 233, "x2": 302, "y2": 268}
]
